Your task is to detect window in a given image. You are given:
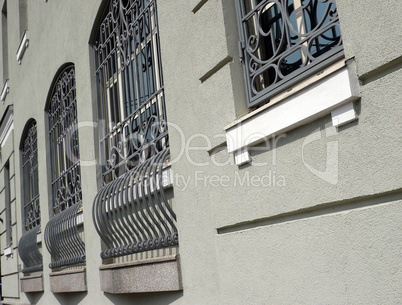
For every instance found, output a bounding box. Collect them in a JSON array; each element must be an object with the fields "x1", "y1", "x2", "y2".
[
  {"x1": 236, "y1": 0, "x2": 343, "y2": 108},
  {"x1": 2, "y1": 1, "x2": 8, "y2": 83},
  {"x1": 19, "y1": 0, "x2": 28, "y2": 39},
  {"x1": 18, "y1": 120, "x2": 42, "y2": 273},
  {"x1": 21, "y1": 121, "x2": 40, "y2": 231},
  {"x1": 16, "y1": 0, "x2": 28, "y2": 65},
  {"x1": 95, "y1": 0, "x2": 168, "y2": 184},
  {"x1": 47, "y1": 65, "x2": 82, "y2": 216},
  {"x1": 44, "y1": 64, "x2": 85, "y2": 269},
  {"x1": 92, "y1": 0, "x2": 178, "y2": 260},
  {"x1": 4, "y1": 160, "x2": 12, "y2": 246}
]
